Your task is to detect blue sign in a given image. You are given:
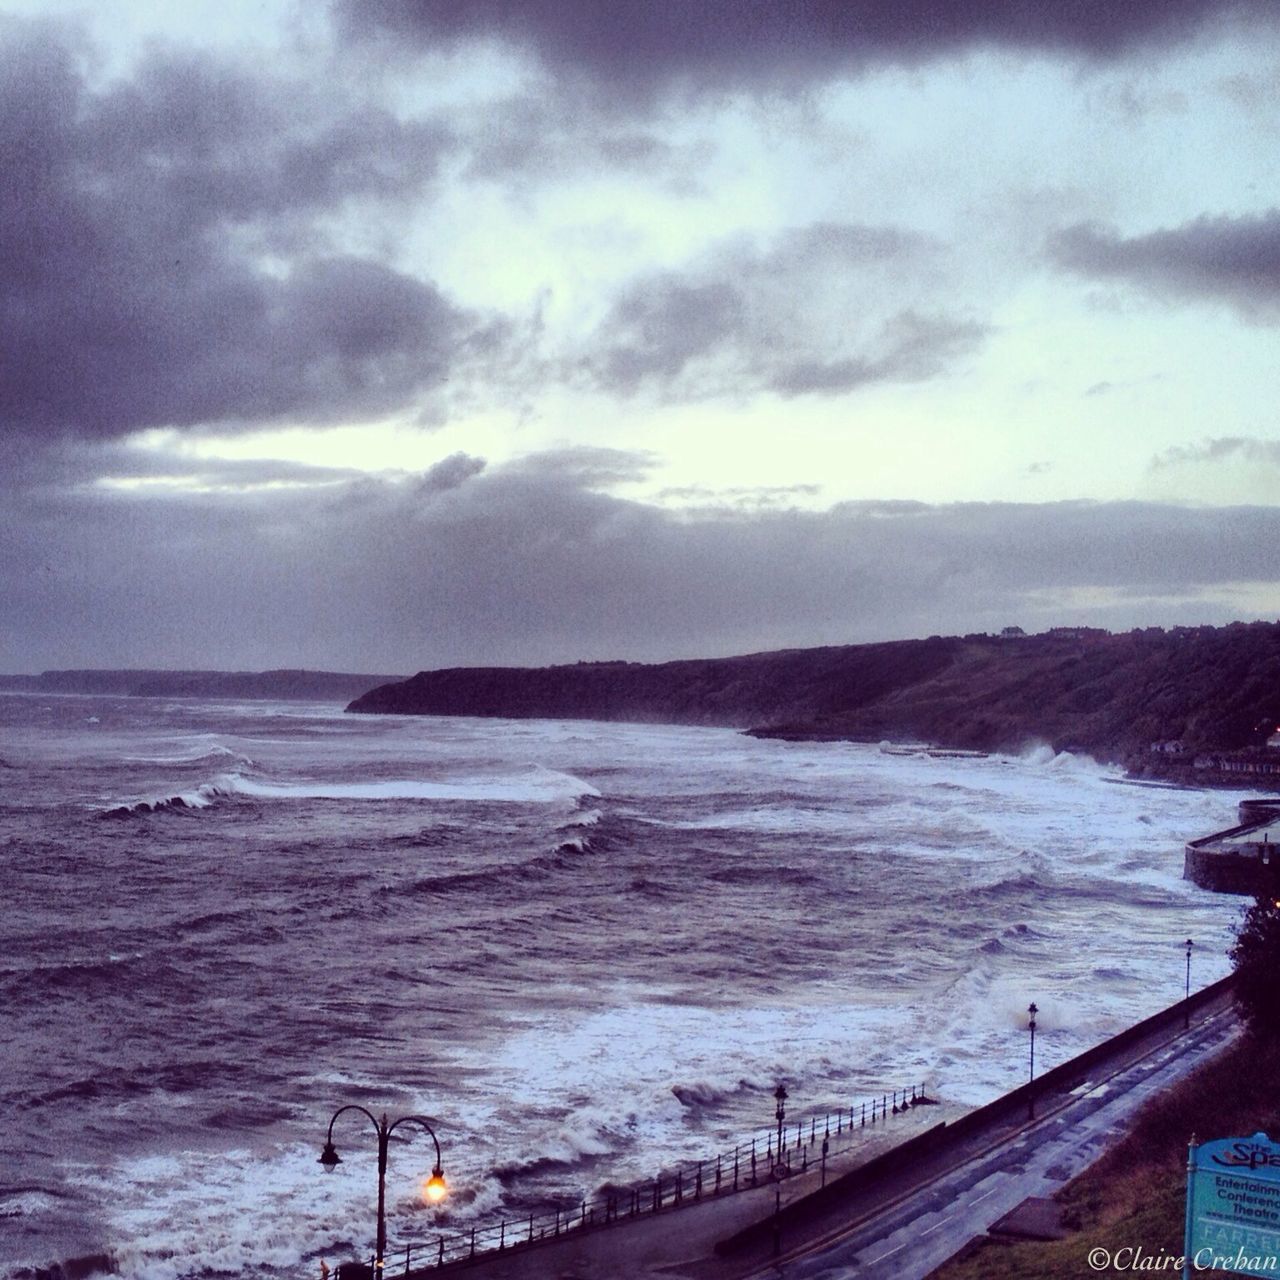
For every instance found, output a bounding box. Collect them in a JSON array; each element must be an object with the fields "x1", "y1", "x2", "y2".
[{"x1": 1186, "y1": 1134, "x2": 1280, "y2": 1278}]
